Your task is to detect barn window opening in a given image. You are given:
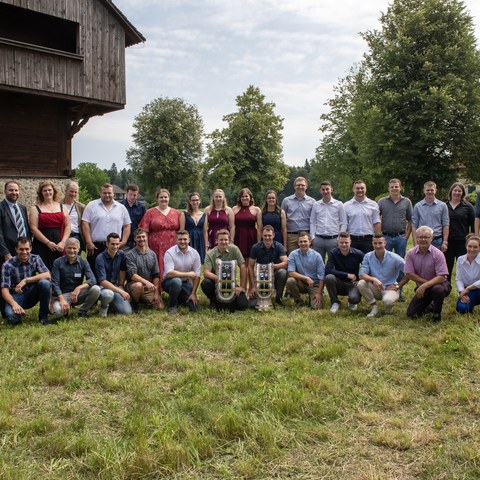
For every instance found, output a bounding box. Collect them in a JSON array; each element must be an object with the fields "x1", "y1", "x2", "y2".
[{"x1": 0, "y1": 3, "x2": 78, "y2": 54}]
